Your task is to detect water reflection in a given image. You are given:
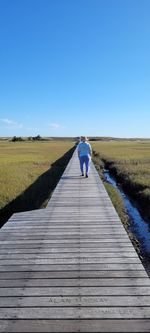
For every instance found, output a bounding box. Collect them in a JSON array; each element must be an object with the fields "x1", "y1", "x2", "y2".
[{"x1": 104, "y1": 170, "x2": 150, "y2": 259}]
